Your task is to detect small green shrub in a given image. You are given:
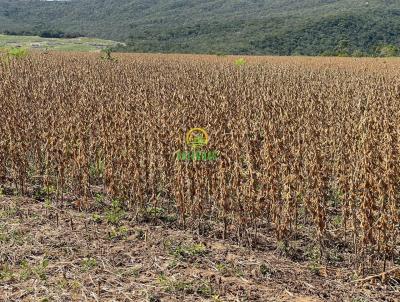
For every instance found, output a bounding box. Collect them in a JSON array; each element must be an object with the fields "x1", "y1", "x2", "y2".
[
  {"x1": 234, "y1": 58, "x2": 246, "y2": 66},
  {"x1": 100, "y1": 48, "x2": 117, "y2": 61},
  {"x1": 81, "y1": 257, "x2": 97, "y2": 271},
  {"x1": 109, "y1": 225, "x2": 129, "y2": 240},
  {"x1": 4, "y1": 47, "x2": 29, "y2": 59},
  {"x1": 105, "y1": 200, "x2": 125, "y2": 225},
  {"x1": 20, "y1": 259, "x2": 49, "y2": 281},
  {"x1": 92, "y1": 213, "x2": 102, "y2": 223},
  {"x1": 0, "y1": 264, "x2": 14, "y2": 281},
  {"x1": 169, "y1": 242, "x2": 207, "y2": 259},
  {"x1": 260, "y1": 263, "x2": 273, "y2": 277}
]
